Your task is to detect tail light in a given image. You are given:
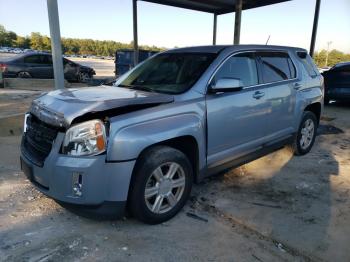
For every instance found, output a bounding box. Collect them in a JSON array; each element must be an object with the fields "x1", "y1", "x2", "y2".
[{"x1": 0, "y1": 63, "x2": 7, "y2": 73}]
